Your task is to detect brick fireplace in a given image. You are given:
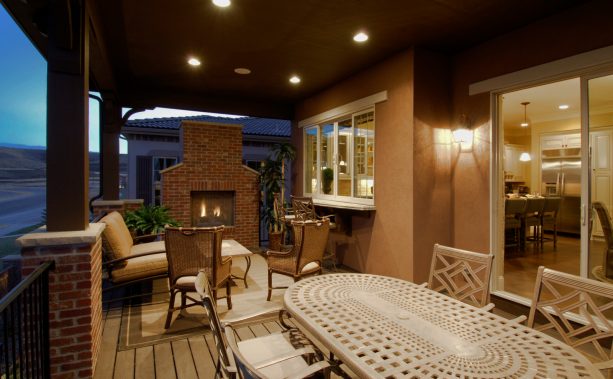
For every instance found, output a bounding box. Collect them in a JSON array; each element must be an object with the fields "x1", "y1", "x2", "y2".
[{"x1": 161, "y1": 121, "x2": 259, "y2": 248}]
